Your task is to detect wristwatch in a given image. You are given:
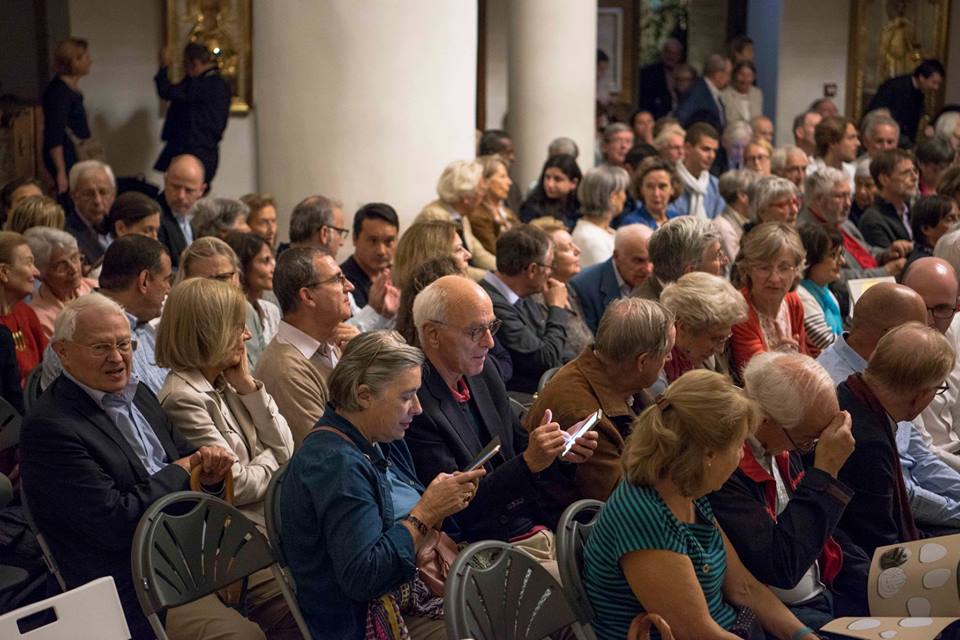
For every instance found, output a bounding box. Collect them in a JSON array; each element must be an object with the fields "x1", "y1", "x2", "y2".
[{"x1": 403, "y1": 514, "x2": 429, "y2": 536}]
